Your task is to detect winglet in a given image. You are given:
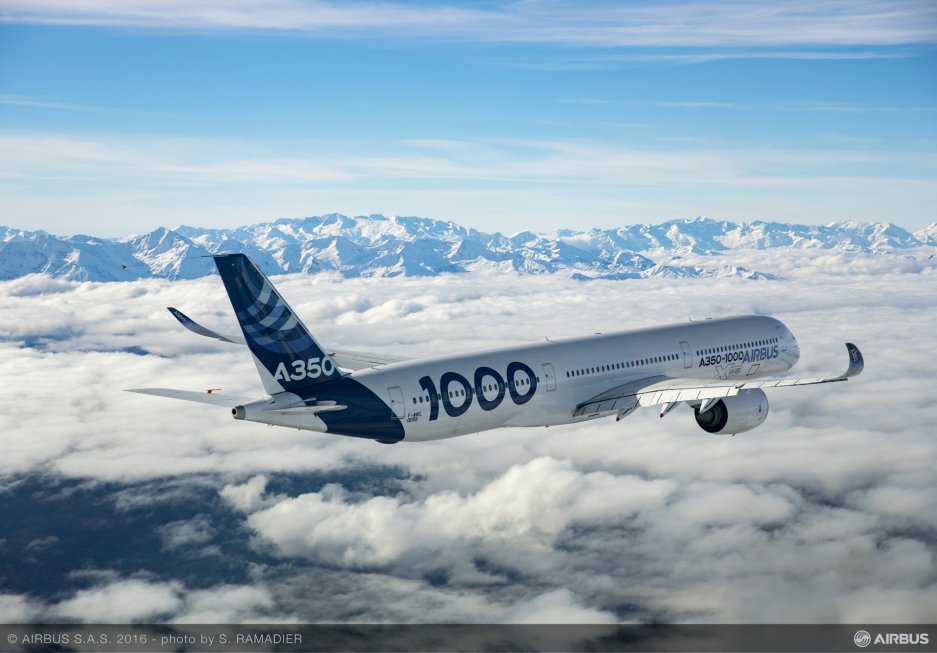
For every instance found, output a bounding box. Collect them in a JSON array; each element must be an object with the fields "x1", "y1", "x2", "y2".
[
  {"x1": 167, "y1": 307, "x2": 246, "y2": 345},
  {"x1": 838, "y1": 342, "x2": 864, "y2": 380}
]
